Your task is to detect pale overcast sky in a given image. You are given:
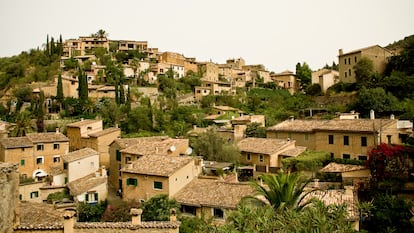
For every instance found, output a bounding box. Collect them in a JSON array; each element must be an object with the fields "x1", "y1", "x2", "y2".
[{"x1": 0, "y1": 0, "x2": 413, "y2": 72}]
